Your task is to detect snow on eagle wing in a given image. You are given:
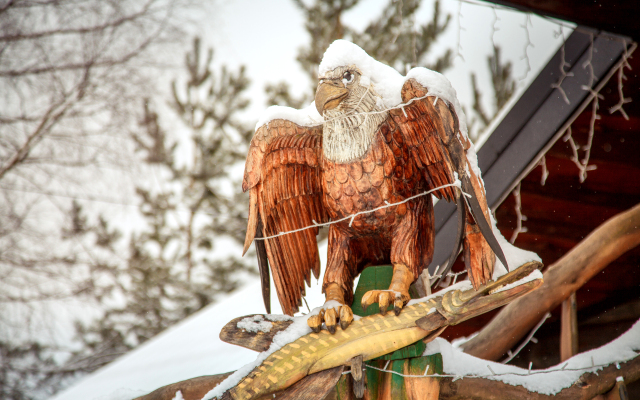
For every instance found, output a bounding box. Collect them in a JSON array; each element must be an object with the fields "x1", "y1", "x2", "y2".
[
  {"x1": 390, "y1": 78, "x2": 497, "y2": 289},
  {"x1": 243, "y1": 119, "x2": 328, "y2": 316}
]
